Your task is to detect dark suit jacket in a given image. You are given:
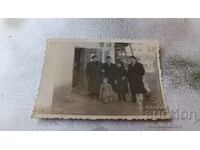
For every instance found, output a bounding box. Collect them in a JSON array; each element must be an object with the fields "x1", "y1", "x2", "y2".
[
  {"x1": 103, "y1": 63, "x2": 116, "y2": 80},
  {"x1": 103, "y1": 63, "x2": 116, "y2": 89},
  {"x1": 86, "y1": 61, "x2": 103, "y2": 93}
]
